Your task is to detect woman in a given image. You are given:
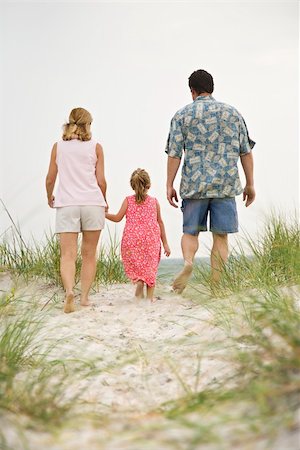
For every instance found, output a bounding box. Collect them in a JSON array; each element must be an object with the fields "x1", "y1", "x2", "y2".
[{"x1": 46, "y1": 107, "x2": 107, "y2": 313}]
